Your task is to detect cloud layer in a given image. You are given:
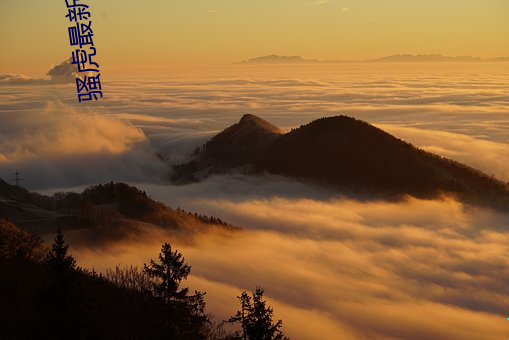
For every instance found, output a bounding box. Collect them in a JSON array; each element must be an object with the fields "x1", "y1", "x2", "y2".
[
  {"x1": 378, "y1": 124, "x2": 509, "y2": 181},
  {"x1": 3, "y1": 63, "x2": 508, "y2": 339},
  {"x1": 1, "y1": 58, "x2": 82, "y2": 84},
  {"x1": 2, "y1": 63, "x2": 509, "y2": 188},
  {"x1": 69, "y1": 177, "x2": 509, "y2": 340},
  {"x1": 0, "y1": 101, "x2": 168, "y2": 188}
]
